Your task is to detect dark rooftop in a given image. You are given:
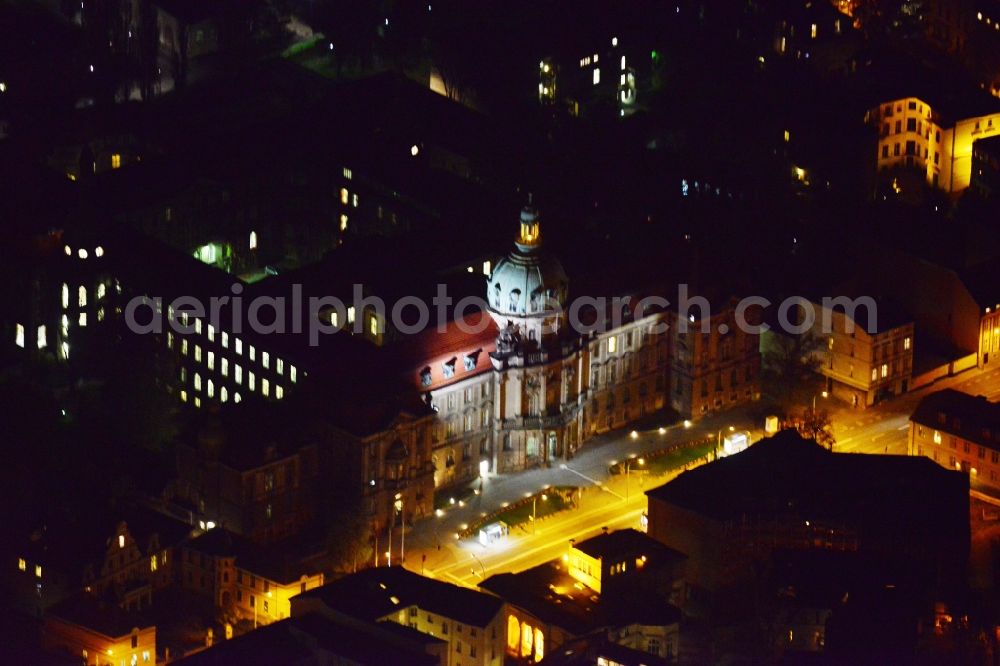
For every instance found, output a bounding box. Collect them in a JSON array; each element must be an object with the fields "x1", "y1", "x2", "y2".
[
  {"x1": 911, "y1": 389, "x2": 1000, "y2": 450},
  {"x1": 645, "y1": 430, "x2": 968, "y2": 546},
  {"x1": 573, "y1": 528, "x2": 686, "y2": 565},
  {"x1": 295, "y1": 566, "x2": 504, "y2": 628},
  {"x1": 183, "y1": 528, "x2": 322, "y2": 585},
  {"x1": 46, "y1": 592, "x2": 152, "y2": 639}
]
